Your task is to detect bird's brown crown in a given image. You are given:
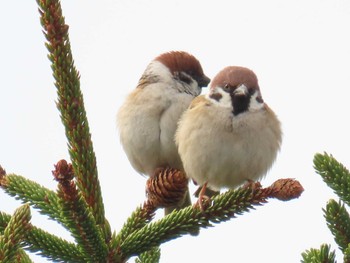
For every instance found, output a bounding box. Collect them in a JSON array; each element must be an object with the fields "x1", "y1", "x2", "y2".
[
  {"x1": 210, "y1": 66, "x2": 259, "y2": 90},
  {"x1": 155, "y1": 51, "x2": 209, "y2": 87}
]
